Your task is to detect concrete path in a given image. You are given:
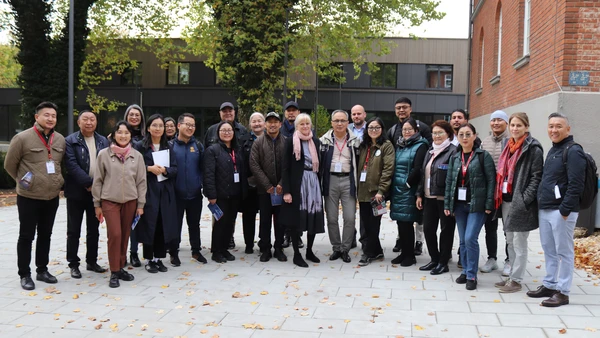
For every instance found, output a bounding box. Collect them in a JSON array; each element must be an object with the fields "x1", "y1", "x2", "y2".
[{"x1": 0, "y1": 199, "x2": 599, "y2": 337}]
